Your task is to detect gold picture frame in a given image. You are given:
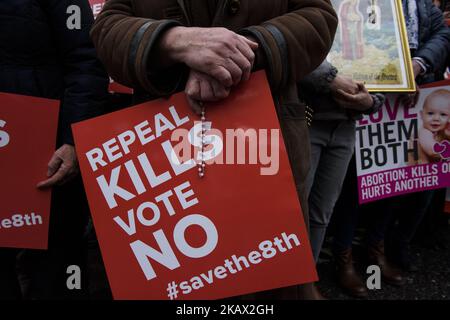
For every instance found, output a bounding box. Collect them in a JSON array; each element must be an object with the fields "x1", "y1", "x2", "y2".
[{"x1": 327, "y1": 0, "x2": 416, "y2": 92}]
